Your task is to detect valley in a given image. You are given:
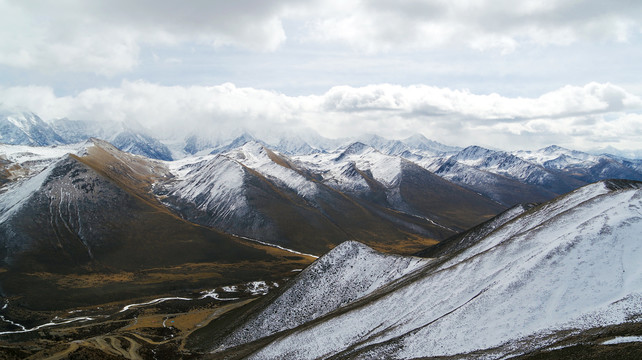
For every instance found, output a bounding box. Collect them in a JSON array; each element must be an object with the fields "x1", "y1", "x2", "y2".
[
  {"x1": 2, "y1": 0, "x2": 642, "y2": 357},
  {"x1": 0, "y1": 284, "x2": 265, "y2": 359}
]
